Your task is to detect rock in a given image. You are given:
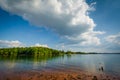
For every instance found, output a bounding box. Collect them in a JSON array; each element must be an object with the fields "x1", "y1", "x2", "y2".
[
  {"x1": 77, "y1": 75, "x2": 81, "y2": 79},
  {"x1": 64, "y1": 78, "x2": 67, "y2": 80},
  {"x1": 6, "y1": 78, "x2": 10, "y2": 80},
  {"x1": 92, "y1": 76, "x2": 98, "y2": 80}
]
